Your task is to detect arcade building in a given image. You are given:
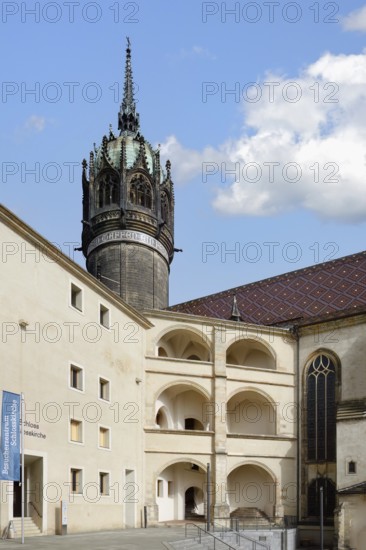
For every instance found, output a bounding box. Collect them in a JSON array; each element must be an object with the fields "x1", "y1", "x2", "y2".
[{"x1": 0, "y1": 41, "x2": 365, "y2": 549}]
